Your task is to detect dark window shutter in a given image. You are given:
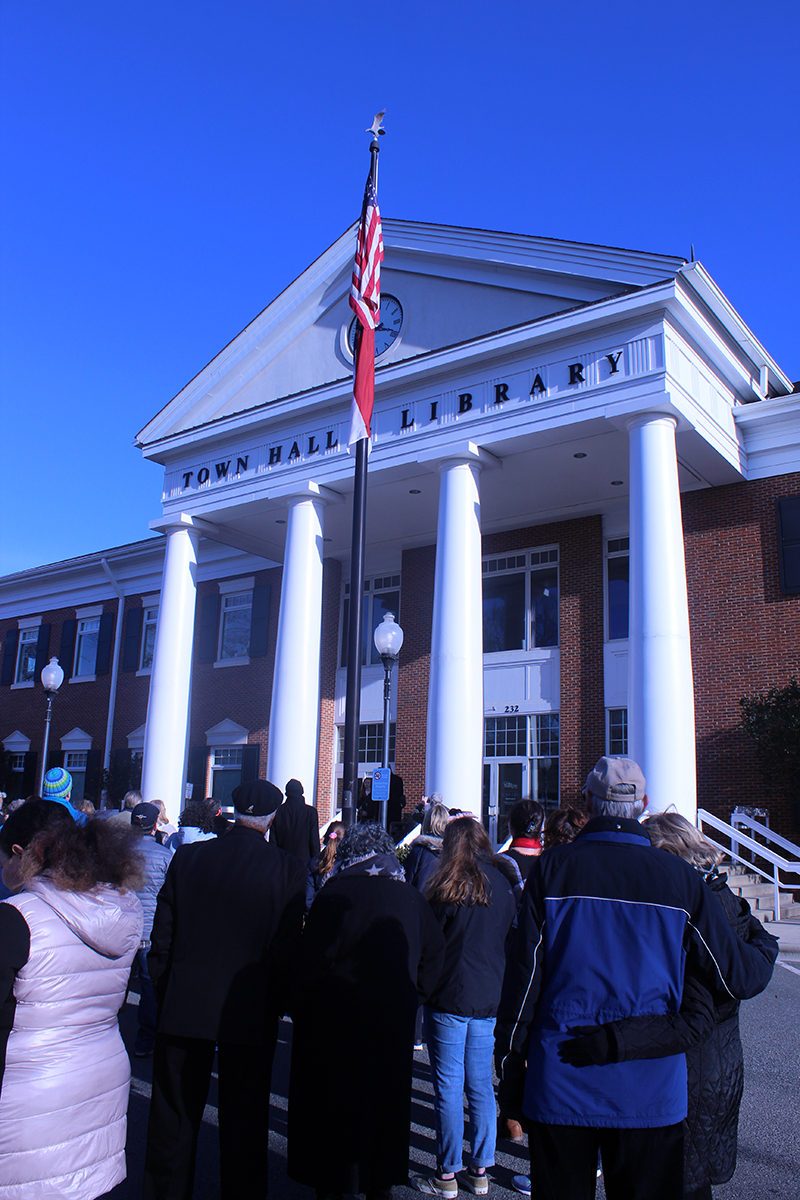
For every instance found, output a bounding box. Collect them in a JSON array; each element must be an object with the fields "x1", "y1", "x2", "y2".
[
  {"x1": 59, "y1": 619, "x2": 77, "y2": 681},
  {"x1": 1, "y1": 629, "x2": 19, "y2": 685},
  {"x1": 95, "y1": 611, "x2": 115, "y2": 675},
  {"x1": 188, "y1": 745, "x2": 211, "y2": 798},
  {"x1": 34, "y1": 624, "x2": 51, "y2": 679},
  {"x1": 48, "y1": 749, "x2": 65, "y2": 771},
  {"x1": 197, "y1": 594, "x2": 220, "y2": 663},
  {"x1": 777, "y1": 497, "x2": 800, "y2": 594},
  {"x1": 122, "y1": 607, "x2": 143, "y2": 671},
  {"x1": 22, "y1": 751, "x2": 38, "y2": 796},
  {"x1": 84, "y1": 749, "x2": 102, "y2": 804},
  {"x1": 249, "y1": 585, "x2": 271, "y2": 658},
  {"x1": 241, "y1": 744, "x2": 260, "y2": 783},
  {"x1": 110, "y1": 747, "x2": 135, "y2": 803}
]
